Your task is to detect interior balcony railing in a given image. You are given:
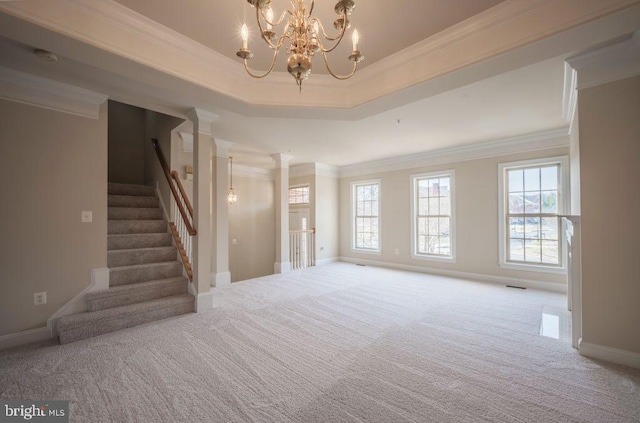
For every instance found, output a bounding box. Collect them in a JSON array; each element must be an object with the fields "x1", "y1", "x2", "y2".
[{"x1": 289, "y1": 228, "x2": 315, "y2": 270}]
